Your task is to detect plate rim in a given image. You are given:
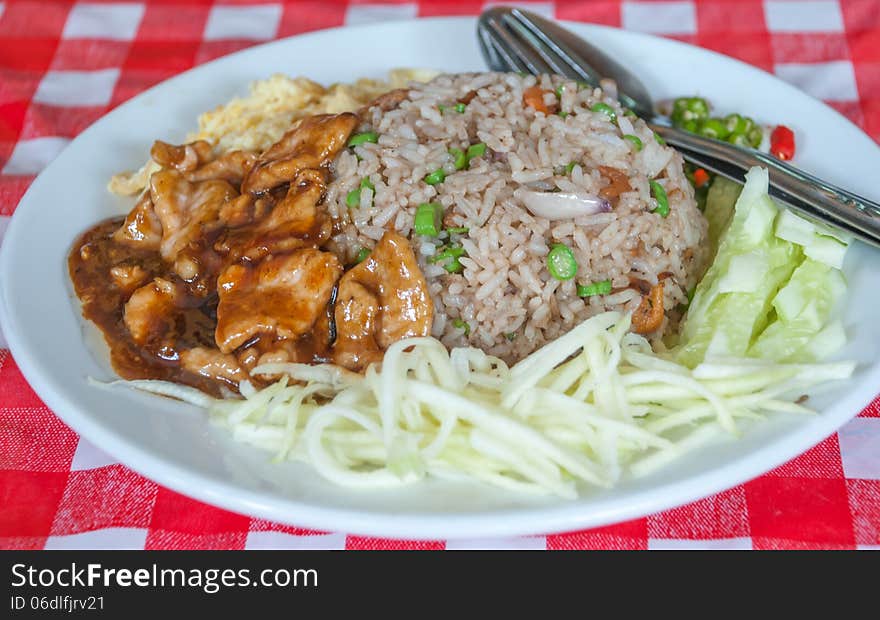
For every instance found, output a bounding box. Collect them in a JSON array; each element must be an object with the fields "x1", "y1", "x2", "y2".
[{"x1": 2, "y1": 16, "x2": 878, "y2": 539}]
